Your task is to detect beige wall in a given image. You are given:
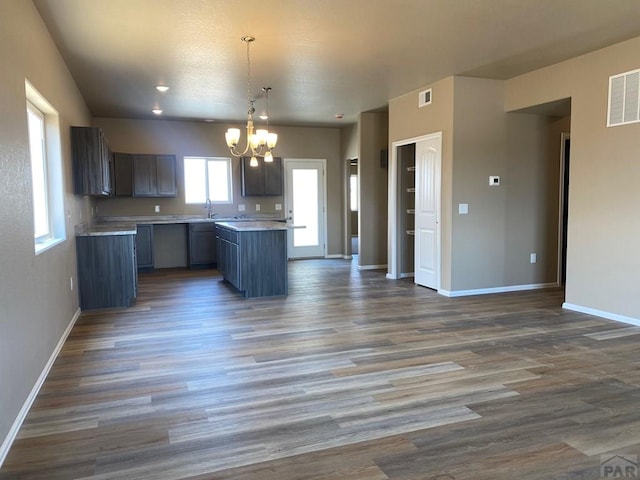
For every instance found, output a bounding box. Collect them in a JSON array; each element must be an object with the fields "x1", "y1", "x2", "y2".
[
  {"x1": 358, "y1": 112, "x2": 389, "y2": 267},
  {"x1": 506, "y1": 36, "x2": 640, "y2": 320},
  {"x1": 341, "y1": 123, "x2": 358, "y2": 161},
  {"x1": 389, "y1": 76, "x2": 562, "y2": 292},
  {"x1": 93, "y1": 118, "x2": 344, "y2": 256},
  {"x1": 388, "y1": 77, "x2": 455, "y2": 288},
  {"x1": 0, "y1": 0, "x2": 92, "y2": 454}
]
